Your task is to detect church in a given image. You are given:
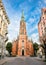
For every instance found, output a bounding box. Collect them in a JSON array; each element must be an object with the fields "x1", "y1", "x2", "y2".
[{"x1": 12, "y1": 11, "x2": 34, "y2": 56}]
